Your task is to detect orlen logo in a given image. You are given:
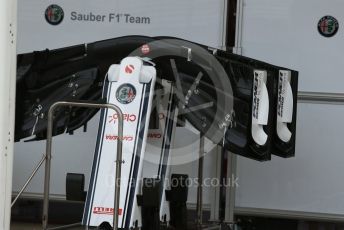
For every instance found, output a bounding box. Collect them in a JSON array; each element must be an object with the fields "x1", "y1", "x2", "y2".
[
  {"x1": 93, "y1": 207, "x2": 122, "y2": 216},
  {"x1": 125, "y1": 64, "x2": 135, "y2": 74}
]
